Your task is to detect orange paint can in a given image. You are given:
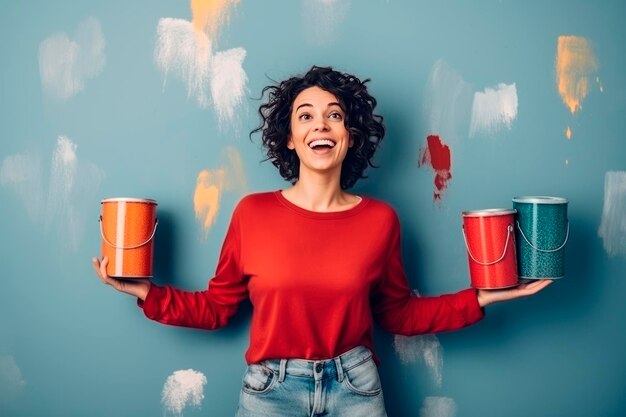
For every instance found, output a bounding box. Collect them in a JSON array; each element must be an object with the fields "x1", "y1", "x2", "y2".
[
  {"x1": 99, "y1": 198, "x2": 158, "y2": 278},
  {"x1": 462, "y1": 209, "x2": 518, "y2": 289}
]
